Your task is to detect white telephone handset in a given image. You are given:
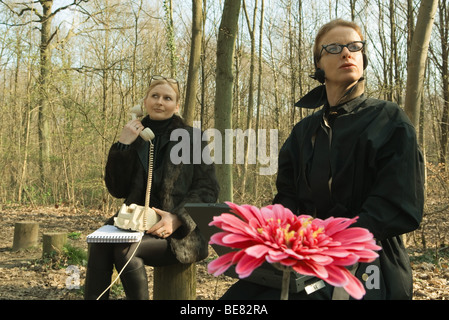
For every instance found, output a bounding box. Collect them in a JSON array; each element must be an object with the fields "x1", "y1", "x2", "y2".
[{"x1": 130, "y1": 105, "x2": 155, "y2": 141}]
